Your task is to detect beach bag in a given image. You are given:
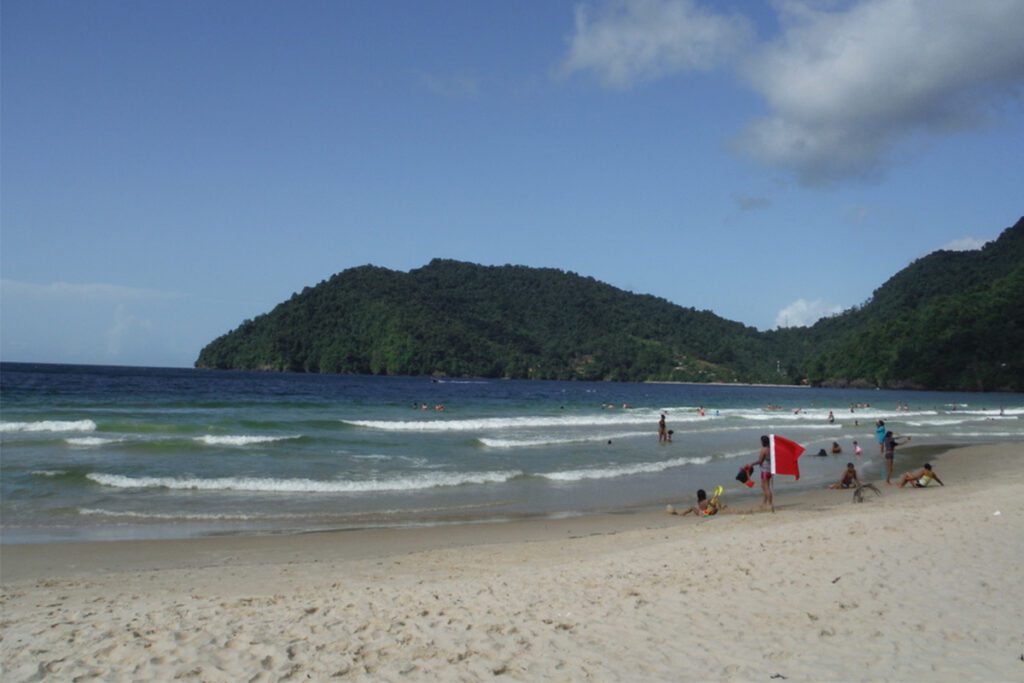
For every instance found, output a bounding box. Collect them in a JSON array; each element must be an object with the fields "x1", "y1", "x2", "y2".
[{"x1": 736, "y1": 465, "x2": 755, "y2": 487}]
